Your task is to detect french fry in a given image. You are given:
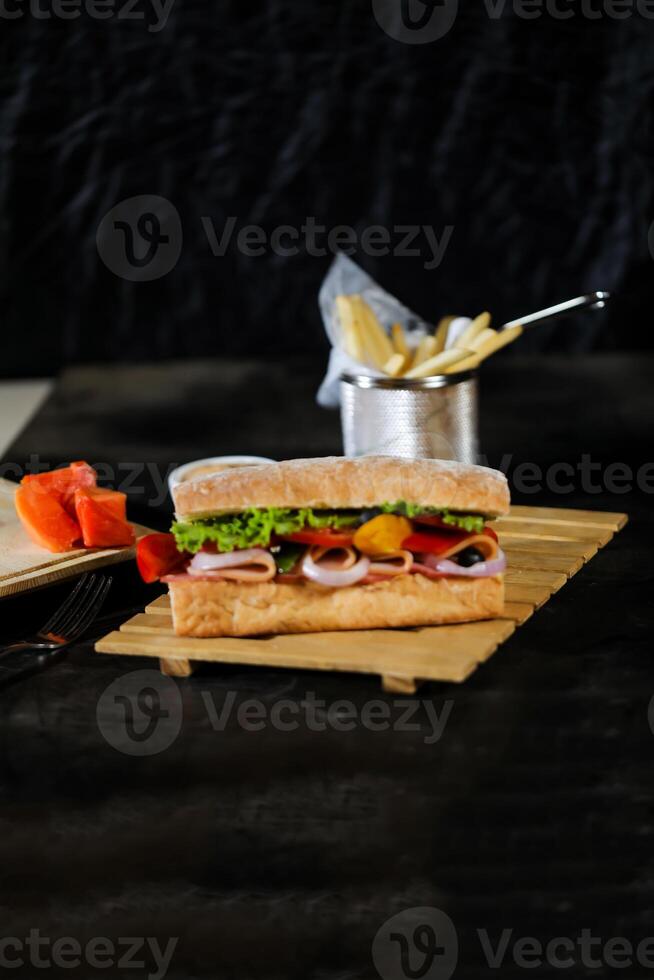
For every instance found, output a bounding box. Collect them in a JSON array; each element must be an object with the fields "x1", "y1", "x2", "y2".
[
  {"x1": 346, "y1": 296, "x2": 382, "y2": 369},
  {"x1": 468, "y1": 327, "x2": 496, "y2": 352},
  {"x1": 474, "y1": 323, "x2": 523, "y2": 360},
  {"x1": 456, "y1": 311, "x2": 491, "y2": 350},
  {"x1": 411, "y1": 335, "x2": 438, "y2": 369},
  {"x1": 433, "y1": 315, "x2": 455, "y2": 354},
  {"x1": 443, "y1": 350, "x2": 481, "y2": 373},
  {"x1": 335, "y1": 295, "x2": 366, "y2": 364},
  {"x1": 354, "y1": 297, "x2": 394, "y2": 369},
  {"x1": 383, "y1": 352, "x2": 407, "y2": 377},
  {"x1": 391, "y1": 322, "x2": 410, "y2": 359},
  {"x1": 444, "y1": 325, "x2": 524, "y2": 374},
  {"x1": 404, "y1": 348, "x2": 472, "y2": 380}
]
